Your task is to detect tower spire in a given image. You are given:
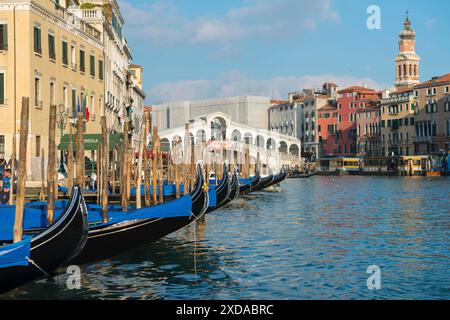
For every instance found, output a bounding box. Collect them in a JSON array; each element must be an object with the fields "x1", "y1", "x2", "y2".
[{"x1": 395, "y1": 14, "x2": 420, "y2": 88}]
